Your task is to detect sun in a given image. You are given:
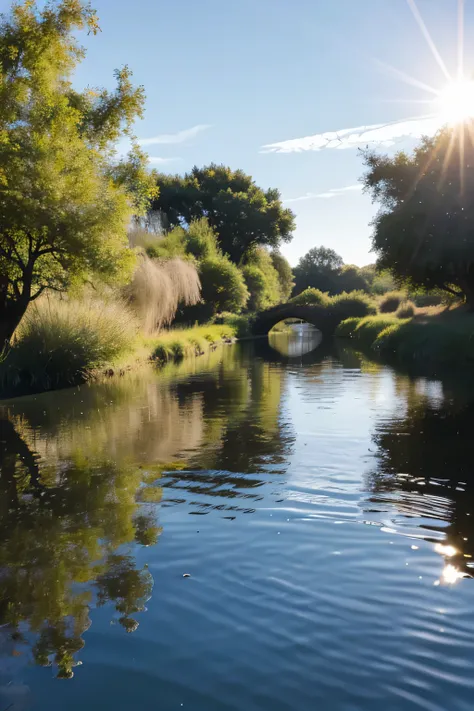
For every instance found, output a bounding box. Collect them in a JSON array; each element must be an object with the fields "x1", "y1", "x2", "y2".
[{"x1": 436, "y1": 79, "x2": 474, "y2": 125}]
